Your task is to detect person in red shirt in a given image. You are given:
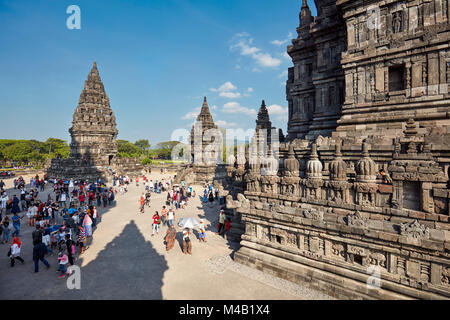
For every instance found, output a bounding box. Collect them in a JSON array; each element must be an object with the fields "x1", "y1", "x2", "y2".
[
  {"x1": 225, "y1": 218, "x2": 231, "y2": 234},
  {"x1": 79, "y1": 193, "x2": 85, "y2": 205},
  {"x1": 152, "y1": 211, "x2": 160, "y2": 236},
  {"x1": 139, "y1": 193, "x2": 145, "y2": 213}
]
